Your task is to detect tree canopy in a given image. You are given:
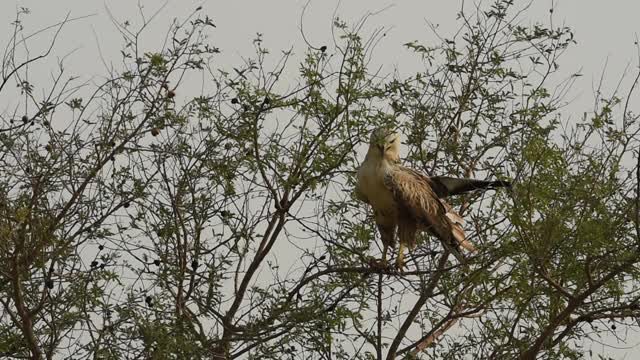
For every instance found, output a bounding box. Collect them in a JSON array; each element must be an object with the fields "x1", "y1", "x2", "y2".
[{"x1": 2, "y1": 1, "x2": 640, "y2": 359}]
